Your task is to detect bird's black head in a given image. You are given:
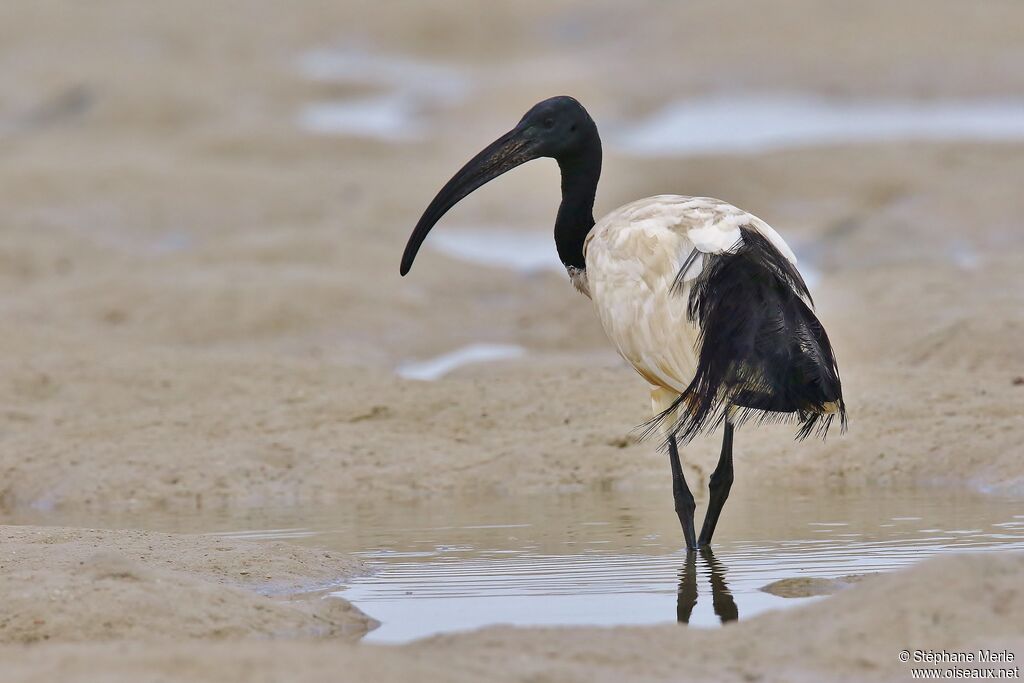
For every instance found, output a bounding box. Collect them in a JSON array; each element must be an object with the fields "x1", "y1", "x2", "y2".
[
  {"x1": 400, "y1": 96, "x2": 600, "y2": 276},
  {"x1": 513, "y1": 96, "x2": 597, "y2": 161}
]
